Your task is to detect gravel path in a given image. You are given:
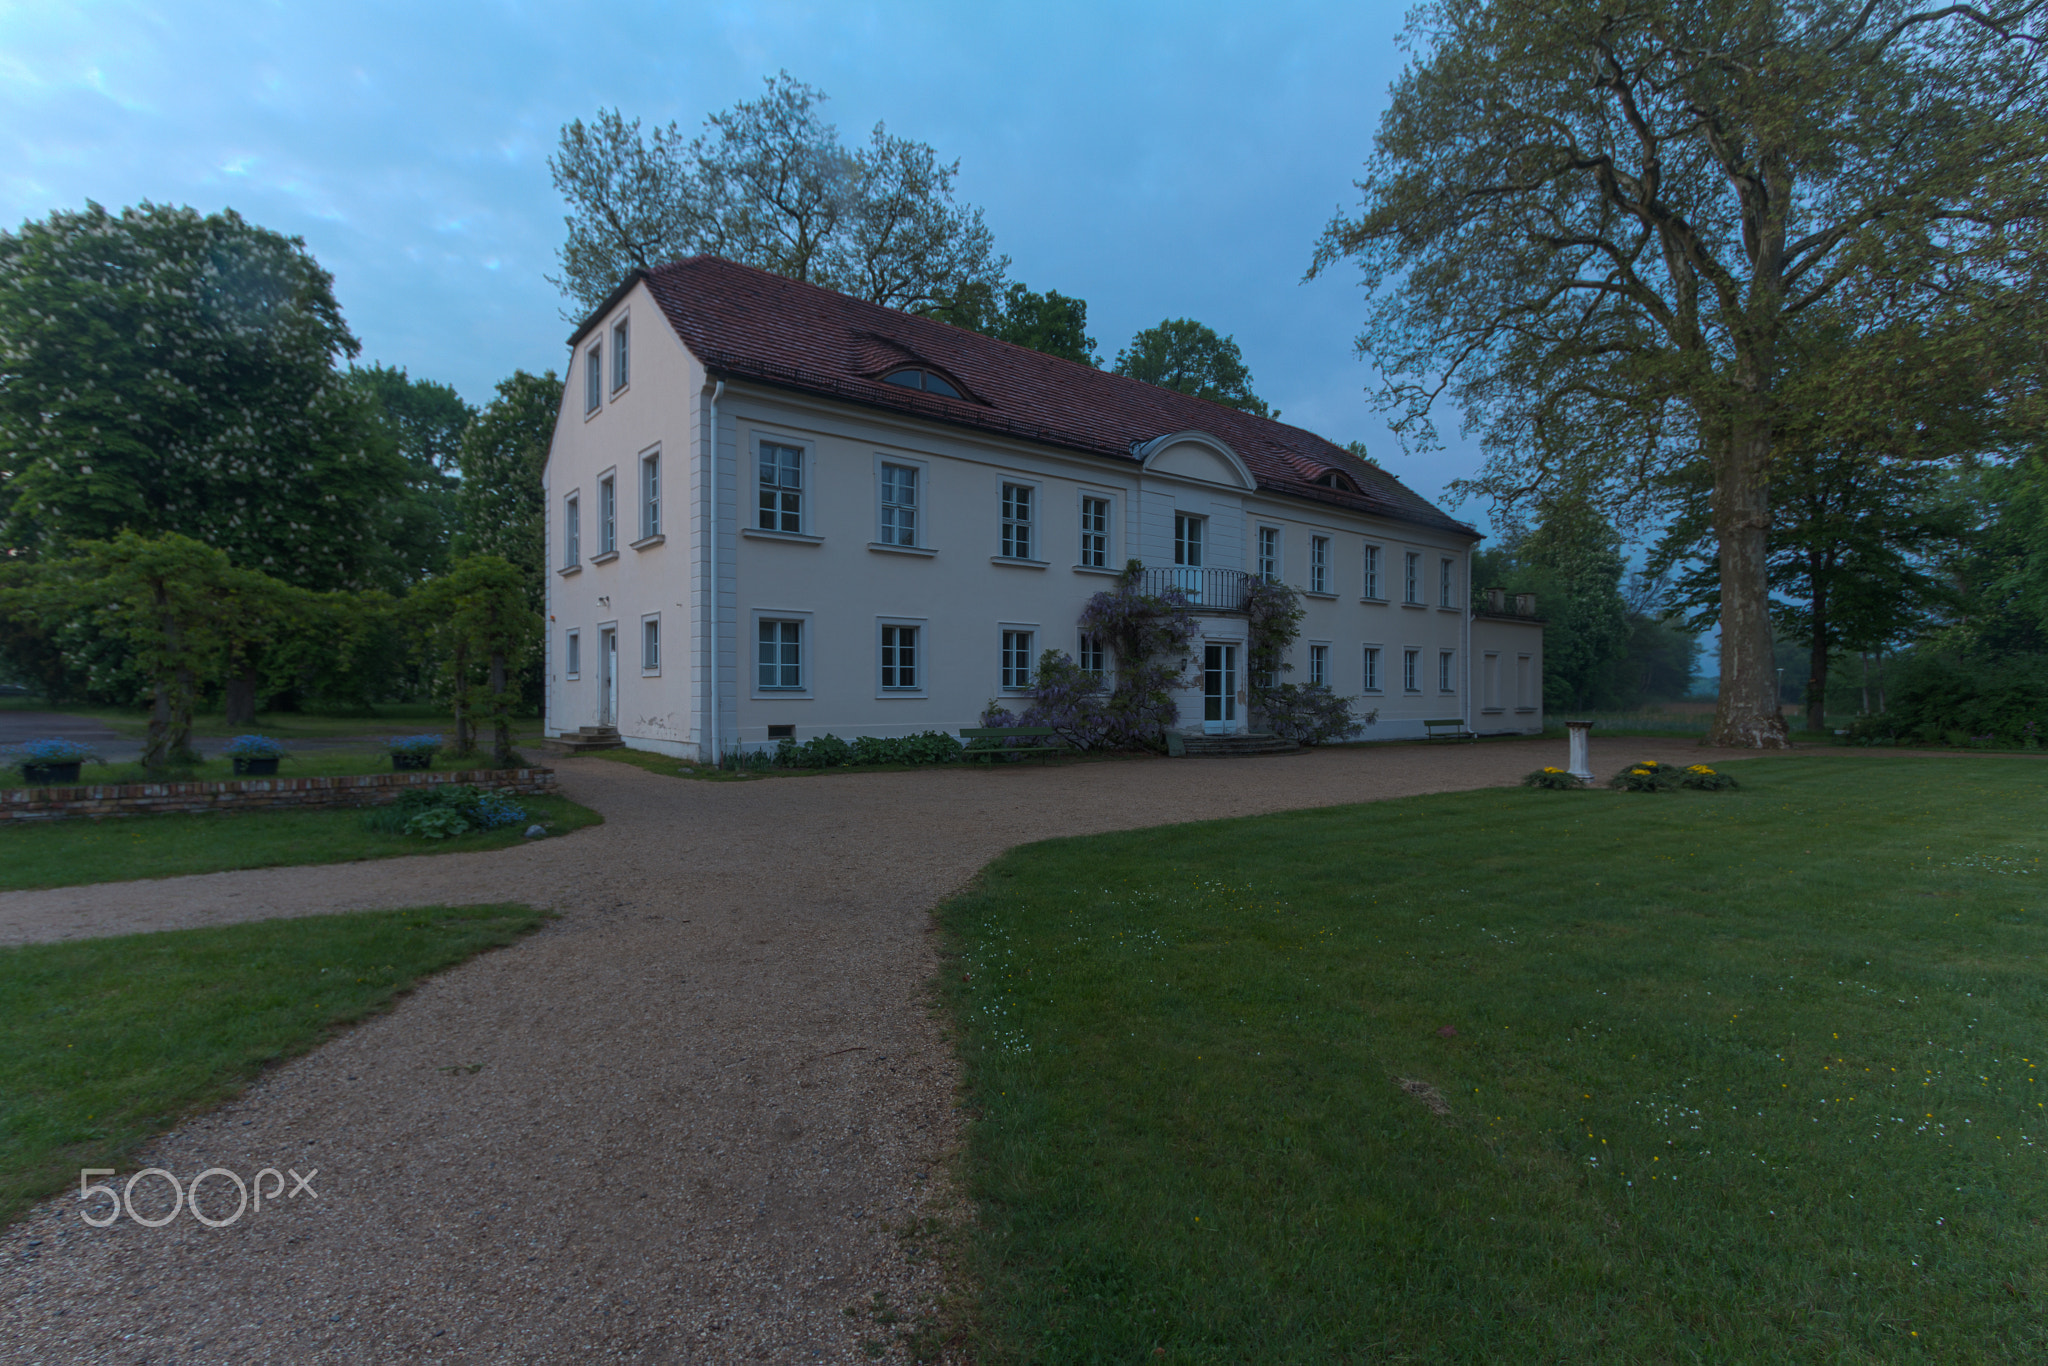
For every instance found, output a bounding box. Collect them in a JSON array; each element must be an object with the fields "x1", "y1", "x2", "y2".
[{"x1": 2, "y1": 737, "x2": 1796, "y2": 1362}]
